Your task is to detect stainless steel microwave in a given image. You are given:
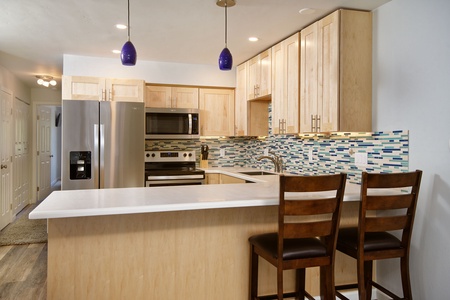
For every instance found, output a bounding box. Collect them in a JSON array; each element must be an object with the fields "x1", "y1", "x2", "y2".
[{"x1": 145, "y1": 107, "x2": 200, "y2": 139}]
